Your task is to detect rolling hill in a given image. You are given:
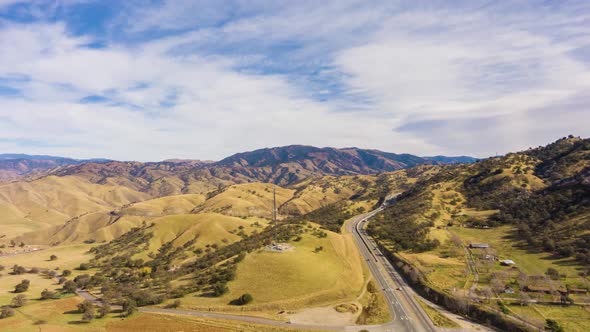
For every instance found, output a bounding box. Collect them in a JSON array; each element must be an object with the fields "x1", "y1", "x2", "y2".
[{"x1": 0, "y1": 175, "x2": 149, "y2": 238}]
